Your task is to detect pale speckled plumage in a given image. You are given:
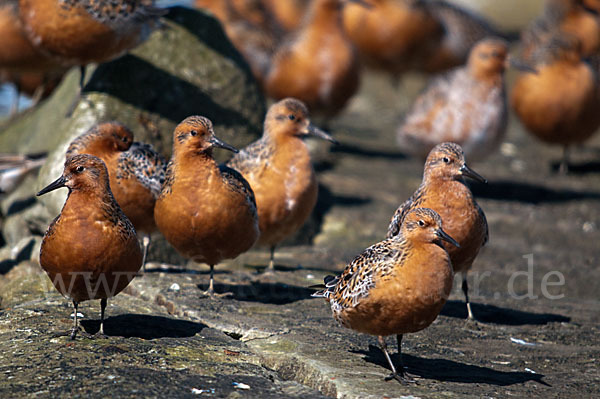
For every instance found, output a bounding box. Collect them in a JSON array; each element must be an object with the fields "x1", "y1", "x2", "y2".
[
  {"x1": 314, "y1": 207, "x2": 453, "y2": 330},
  {"x1": 317, "y1": 237, "x2": 411, "y2": 321},
  {"x1": 397, "y1": 38, "x2": 508, "y2": 161}
]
